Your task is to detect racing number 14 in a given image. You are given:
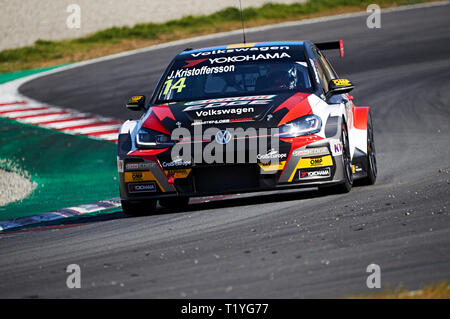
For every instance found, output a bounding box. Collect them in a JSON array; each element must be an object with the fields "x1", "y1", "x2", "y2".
[{"x1": 163, "y1": 77, "x2": 187, "y2": 95}]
